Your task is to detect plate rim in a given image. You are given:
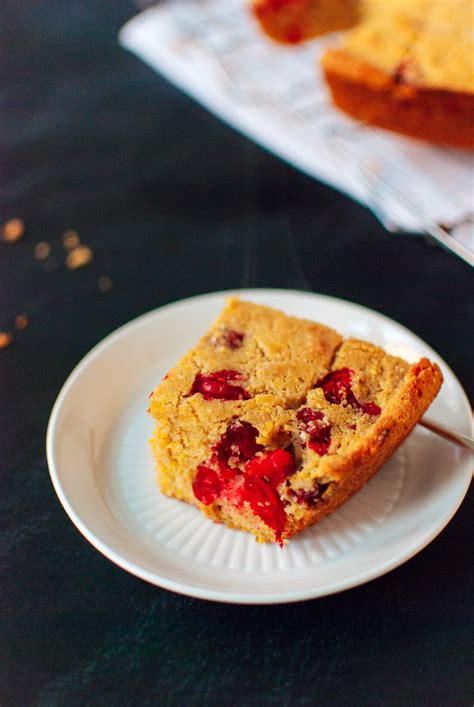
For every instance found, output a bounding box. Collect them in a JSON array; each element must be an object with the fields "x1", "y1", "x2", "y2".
[{"x1": 46, "y1": 288, "x2": 473, "y2": 604}]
